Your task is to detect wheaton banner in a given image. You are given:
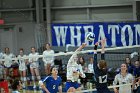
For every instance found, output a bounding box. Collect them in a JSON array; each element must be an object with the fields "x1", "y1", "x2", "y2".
[{"x1": 51, "y1": 23, "x2": 140, "y2": 47}]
